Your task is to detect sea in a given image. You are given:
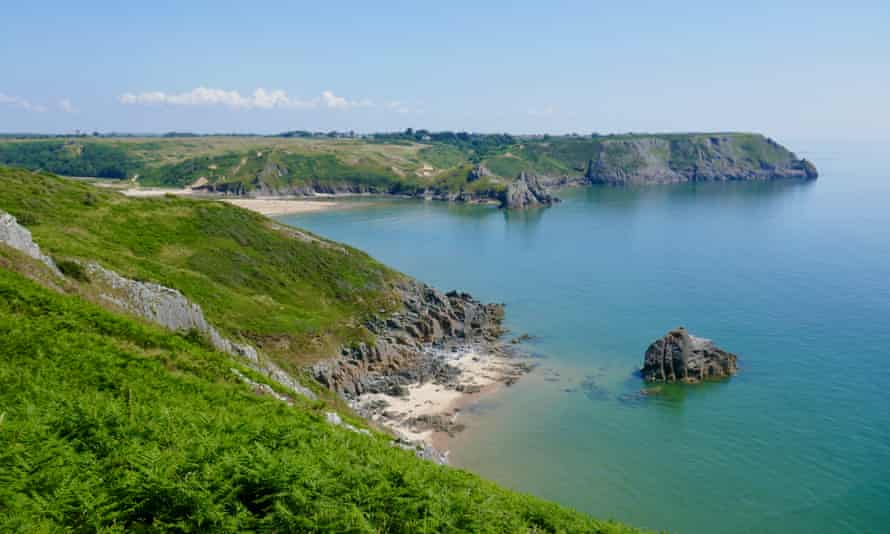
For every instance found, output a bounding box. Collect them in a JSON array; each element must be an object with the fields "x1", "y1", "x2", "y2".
[{"x1": 278, "y1": 140, "x2": 890, "y2": 533}]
